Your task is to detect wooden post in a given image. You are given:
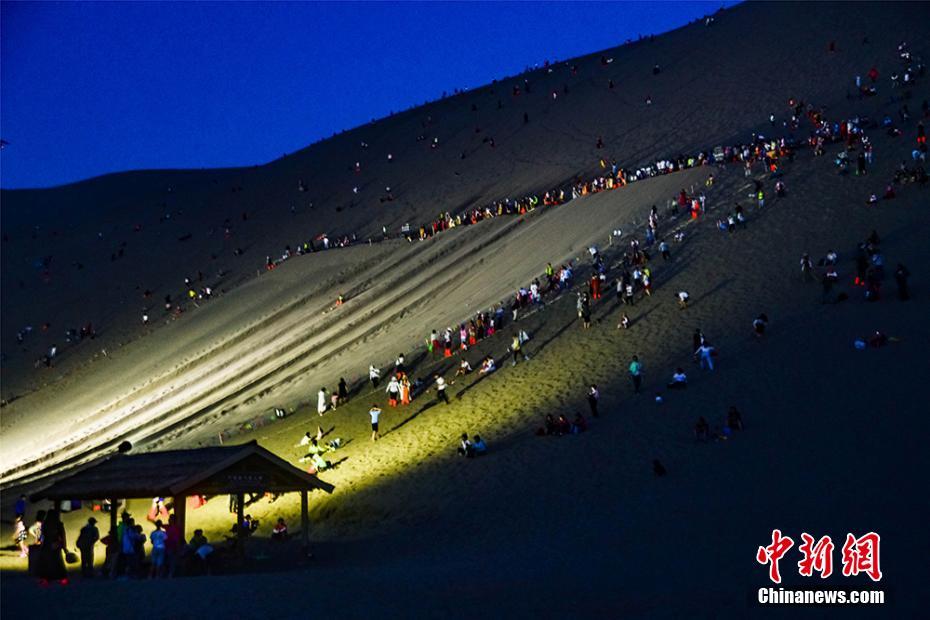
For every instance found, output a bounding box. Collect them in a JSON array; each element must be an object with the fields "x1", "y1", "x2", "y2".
[
  {"x1": 236, "y1": 492, "x2": 245, "y2": 555},
  {"x1": 300, "y1": 490, "x2": 310, "y2": 554},
  {"x1": 109, "y1": 498, "x2": 118, "y2": 539},
  {"x1": 173, "y1": 495, "x2": 187, "y2": 542},
  {"x1": 109, "y1": 498, "x2": 119, "y2": 576}
]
